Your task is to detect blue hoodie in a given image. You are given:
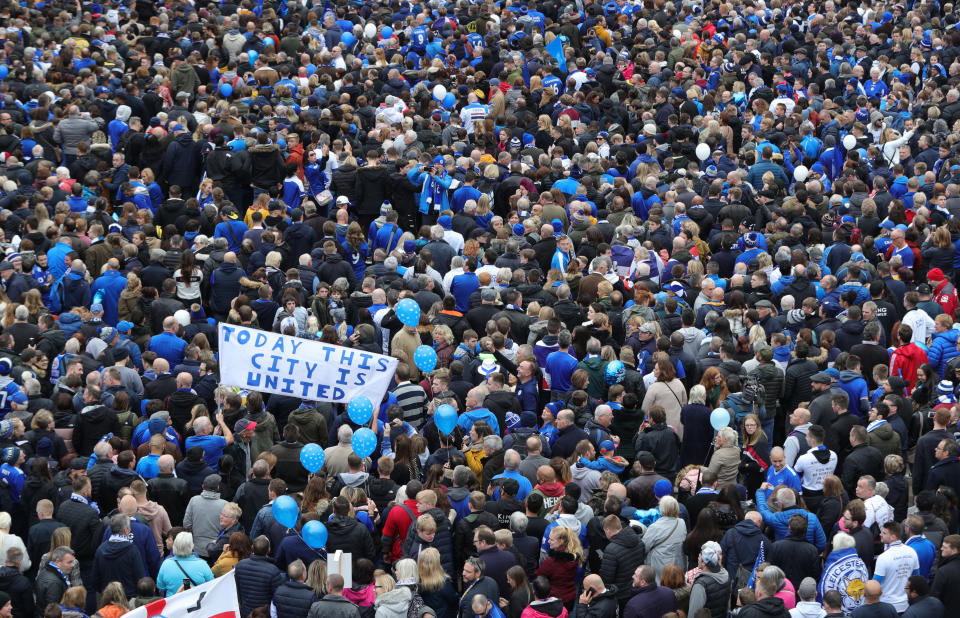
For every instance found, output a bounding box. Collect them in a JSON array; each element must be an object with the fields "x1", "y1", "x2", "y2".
[
  {"x1": 837, "y1": 369, "x2": 869, "y2": 417},
  {"x1": 66, "y1": 195, "x2": 89, "y2": 213}
]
